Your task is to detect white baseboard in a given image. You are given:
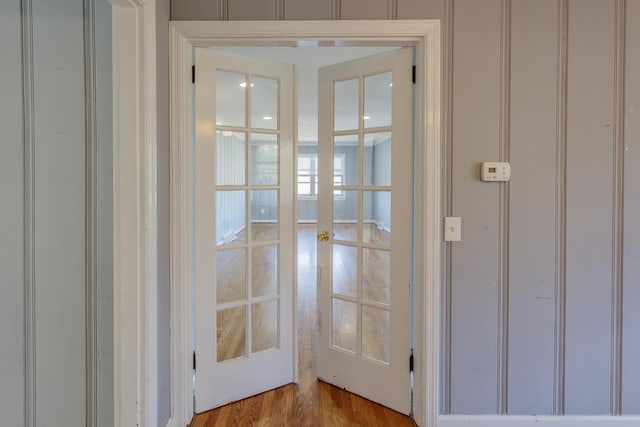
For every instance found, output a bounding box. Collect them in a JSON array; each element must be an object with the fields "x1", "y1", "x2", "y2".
[
  {"x1": 437, "y1": 415, "x2": 640, "y2": 427},
  {"x1": 164, "y1": 416, "x2": 178, "y2": 427}
]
